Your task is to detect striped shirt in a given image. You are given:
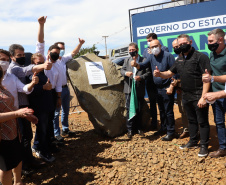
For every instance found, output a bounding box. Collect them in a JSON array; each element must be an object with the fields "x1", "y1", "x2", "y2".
[{"x1": 0, "y1": 86, "x2": 18, "y2": 141}]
